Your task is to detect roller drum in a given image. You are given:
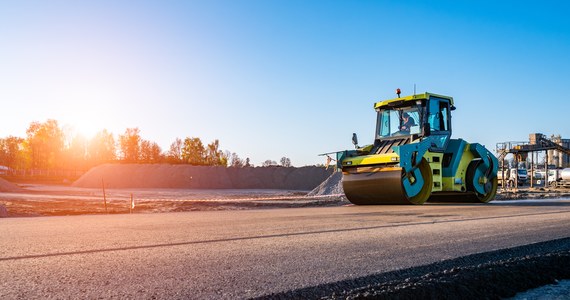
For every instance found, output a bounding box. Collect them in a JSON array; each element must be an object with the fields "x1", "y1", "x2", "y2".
[
  {"x1": 342, "y1": 160, "x2": 432, "y2": 205},
  {"x1": 342, "y1": 168, "x2": 408, "y2": 205}
]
